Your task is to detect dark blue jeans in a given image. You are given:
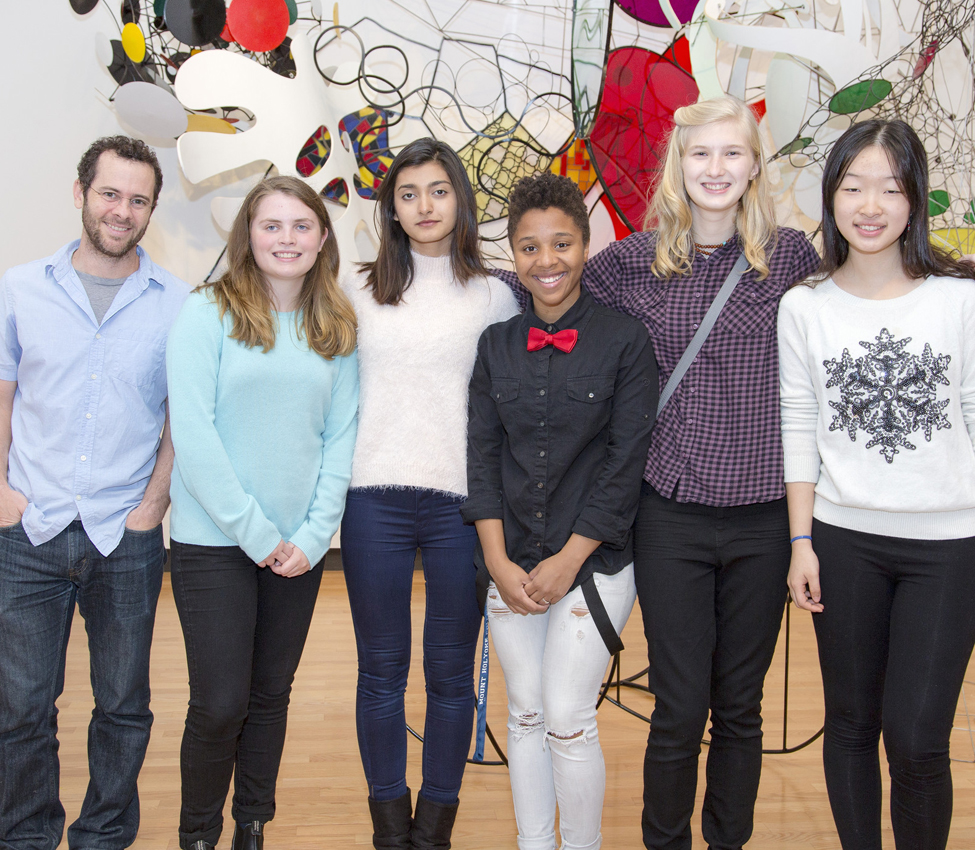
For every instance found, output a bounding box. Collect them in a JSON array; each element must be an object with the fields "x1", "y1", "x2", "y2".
[
  {"x1": 813, "y1": 521, "x2": 975, "y2": 850},
  {"x1": 170, "y1": 542, "x2": 324, "y2": 850},
  {"x1": 340, "y1": 488, "x2": 480, "y2": 806},
  {"x1": 635, "y1": 486, "x2": 790, "y2": 850},
  {"x1": 0, "y1": 519, "x2": 164, "y2": 850}
]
